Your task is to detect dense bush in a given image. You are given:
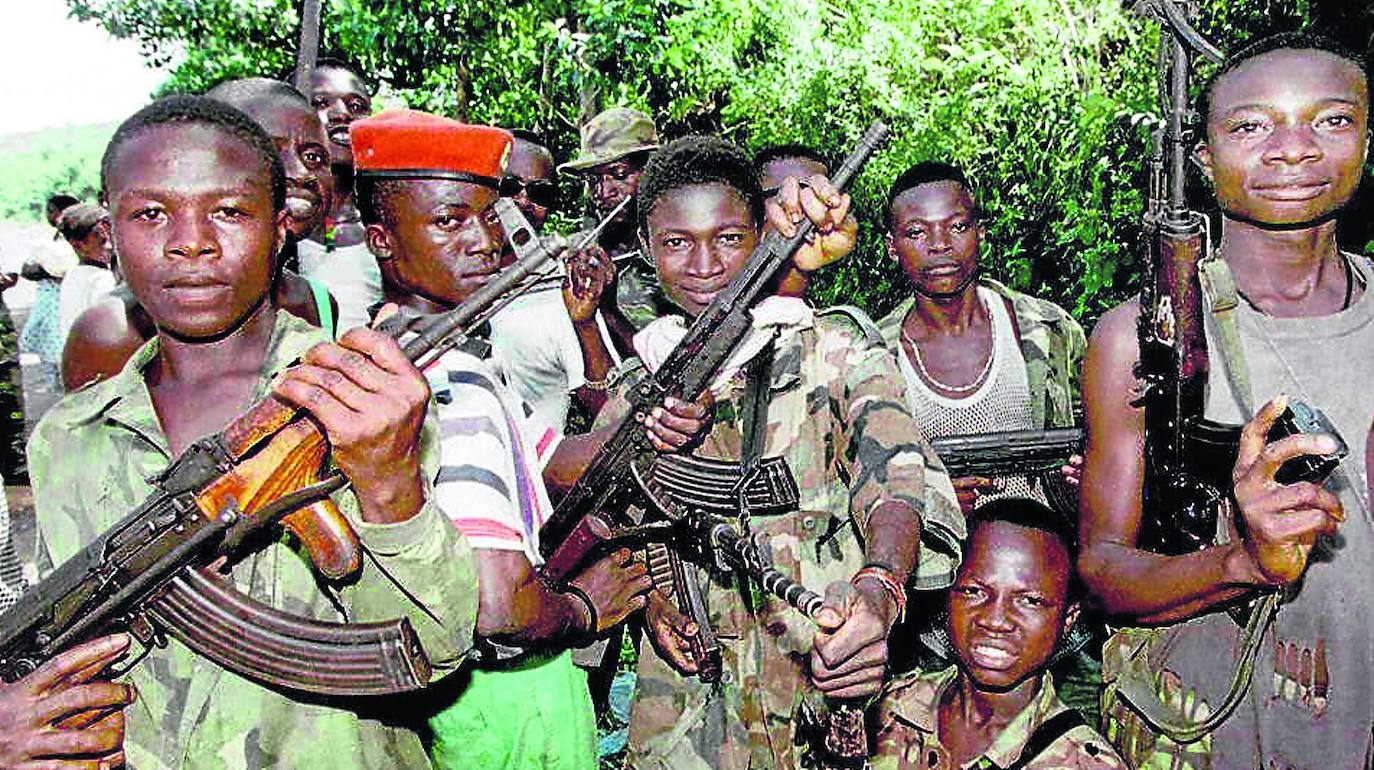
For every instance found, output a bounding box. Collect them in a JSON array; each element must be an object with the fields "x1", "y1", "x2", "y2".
[{"x1": 45, "y1": 0, "x2": 1374, "y2": 323}]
